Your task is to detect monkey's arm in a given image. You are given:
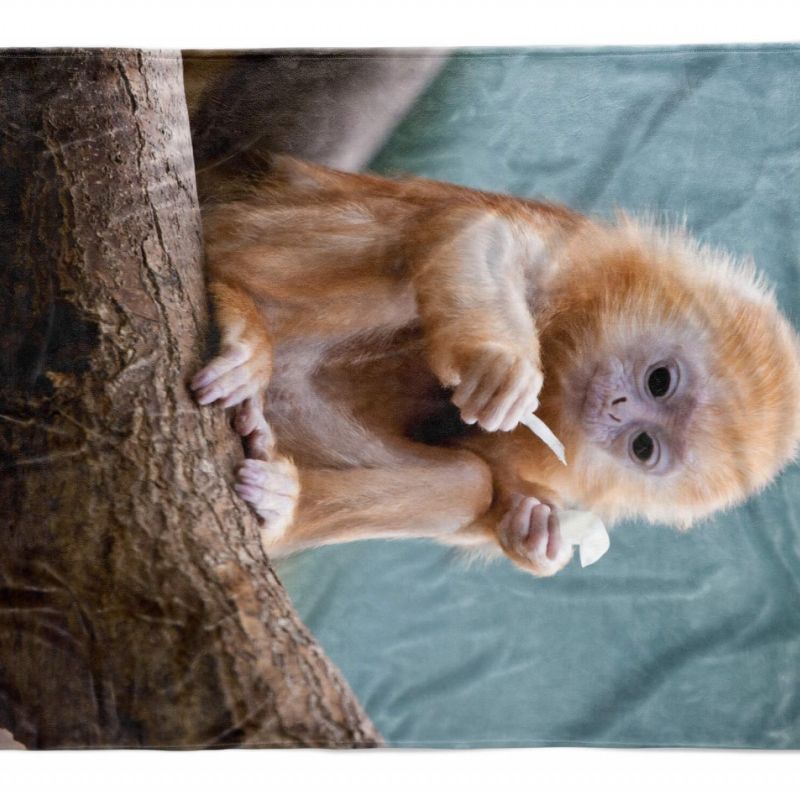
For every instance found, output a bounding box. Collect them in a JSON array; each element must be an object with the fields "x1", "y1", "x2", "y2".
[
  {"x1": 410, "y1": 208, "x2": 552, "y2": 432},
  {"x1": 190, "y1": 199, "x2": 287, "y2": 409}
]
